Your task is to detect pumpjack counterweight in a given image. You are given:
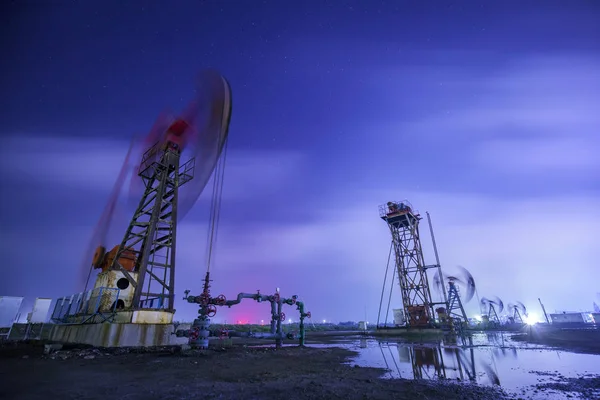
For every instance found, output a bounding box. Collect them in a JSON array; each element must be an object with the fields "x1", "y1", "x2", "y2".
[
  {"x1": 380, "y1": 201, "x2": 435, "y2": 327},
  {"x1": 109, "y1": 141, "x2": 195, "y2": 311}
]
